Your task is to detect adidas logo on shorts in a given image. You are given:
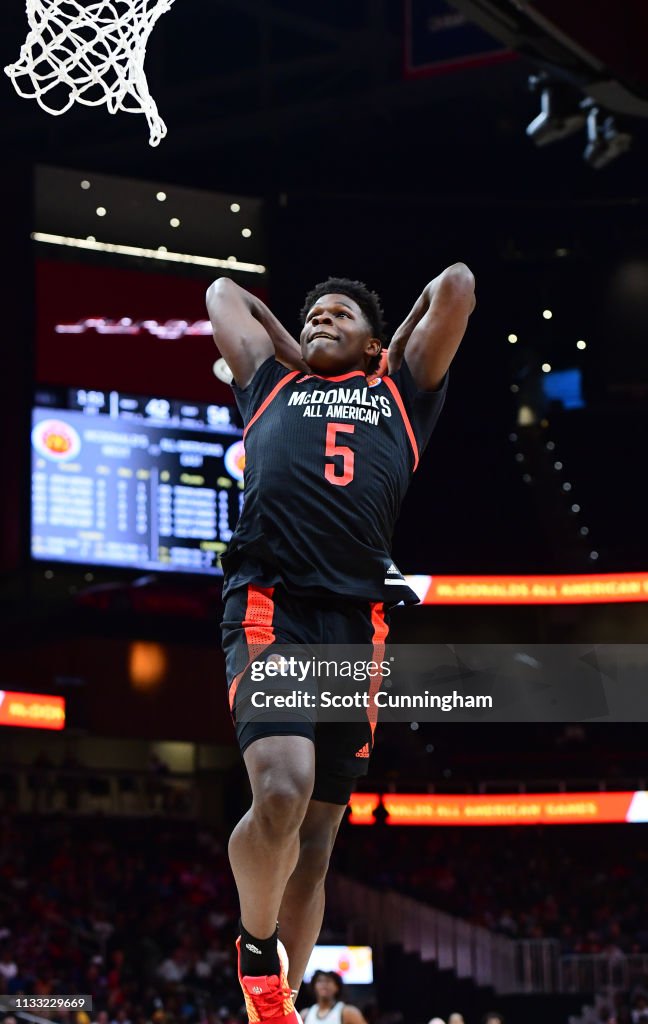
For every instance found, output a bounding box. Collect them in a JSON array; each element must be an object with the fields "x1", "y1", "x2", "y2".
[
  {"x1": 384, "y1": 562, "x2": 404, "y2": 585},
  {"x1": 245, "y1": 943, "x2": 262, "y2": 954}
]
